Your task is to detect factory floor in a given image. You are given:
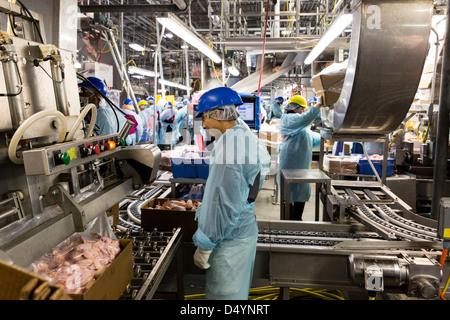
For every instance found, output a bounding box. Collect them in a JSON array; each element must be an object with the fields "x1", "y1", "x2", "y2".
[{"x1": 155, "y1": 175, "x2": 324, "y2": 301}]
